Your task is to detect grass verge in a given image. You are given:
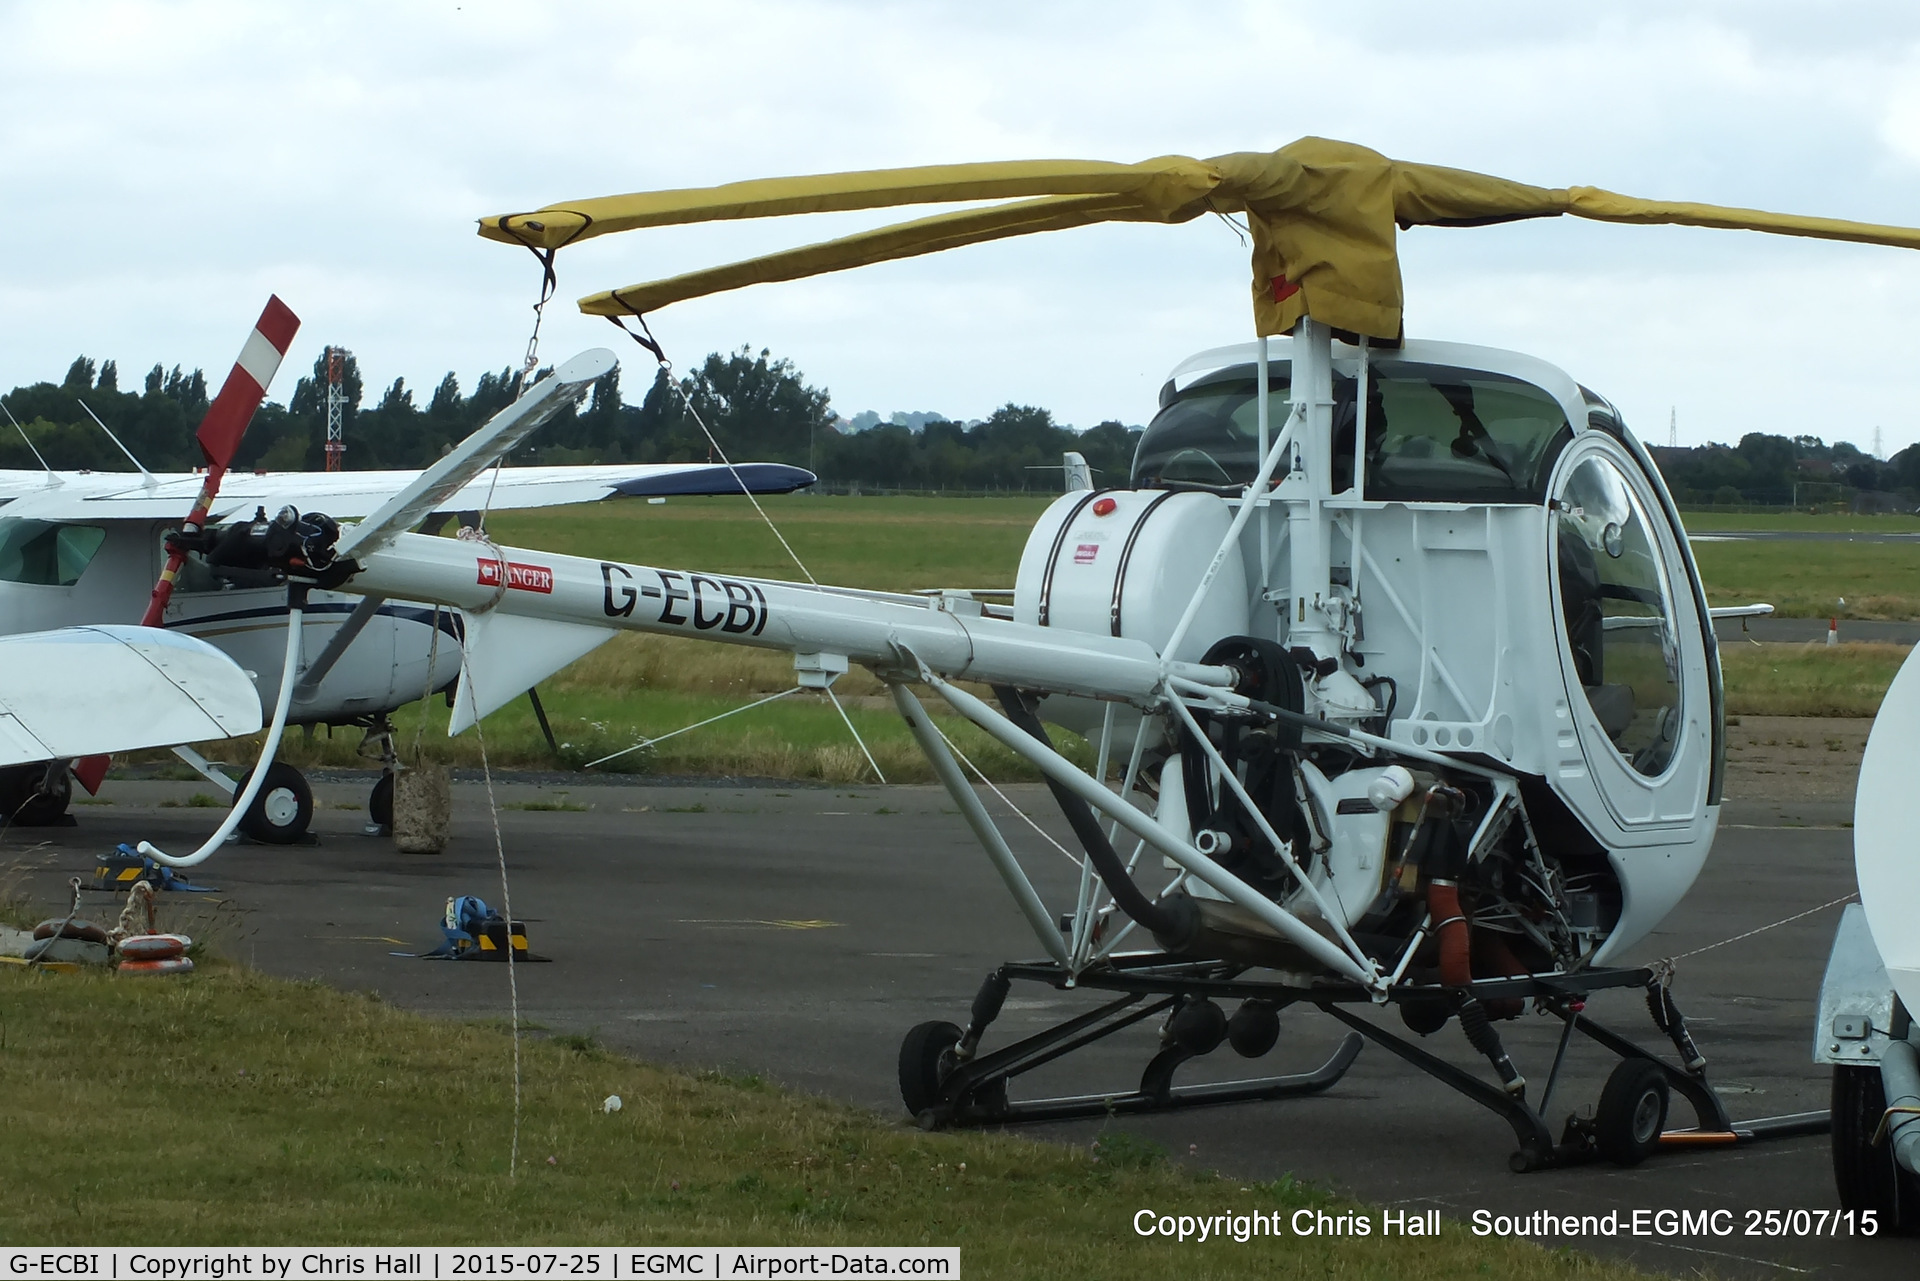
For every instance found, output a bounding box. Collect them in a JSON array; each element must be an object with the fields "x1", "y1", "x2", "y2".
[
  {"x1": 1720, "y1": 642, "x2": 1912, "y2": 717},
  {"x1": 113, "y1": 502, "x2": 1920, "y2": 783},
  {"x1": 128, "y1": 639, "x2": 1915, "y2": 790},
  {"x1": 483, "y1": 494, "x2": 1053, "y2": 594},
  {"x1": 133, "y1": 632, "x2": 1093, "y2": 783},
  {"x1": 1690, "y1": 538, "x2": 1920, "y2": 619},
  {"x1": 1678, "y1": 511, "x2": 1920, "y2": 533},
  {"x1": 0, "y1": 965, "x2": 1644, "y2": 1278}
]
